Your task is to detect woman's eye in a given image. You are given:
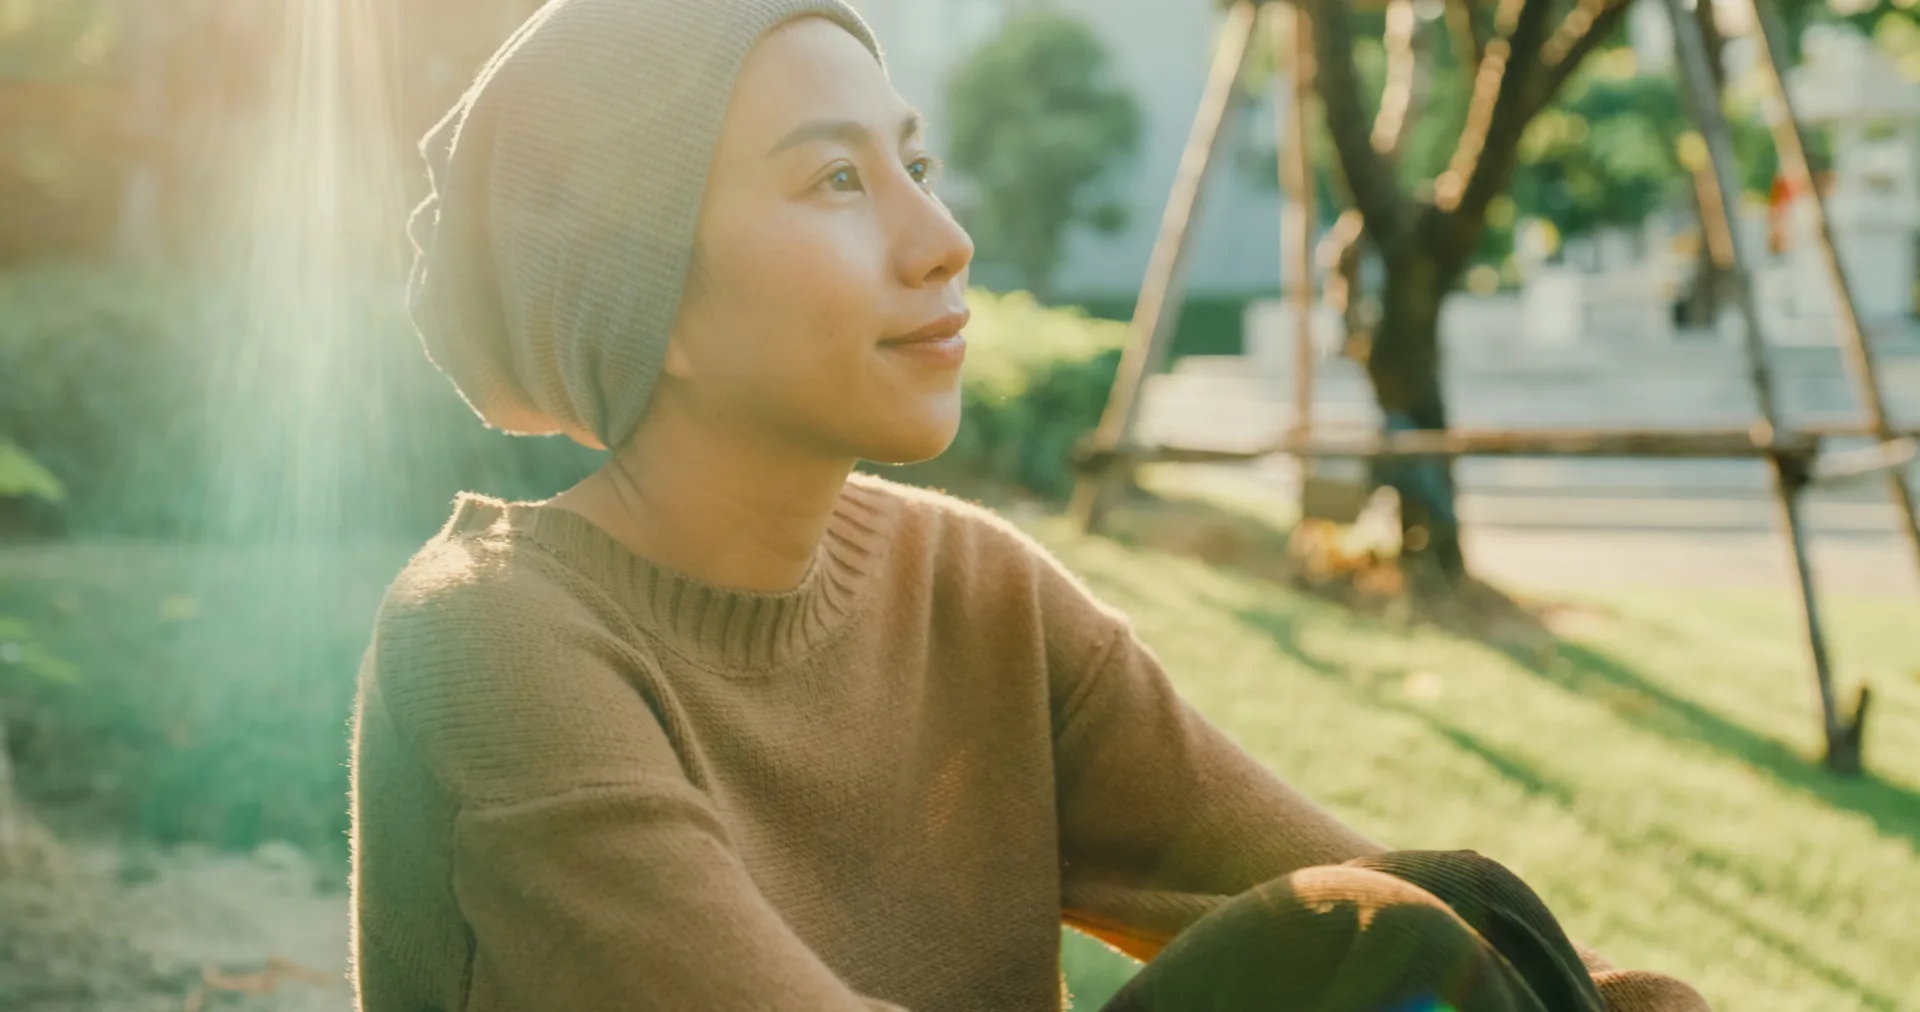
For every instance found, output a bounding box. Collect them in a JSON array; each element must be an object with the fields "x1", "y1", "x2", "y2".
[
  {"x1": 908, "y1": 156, "x2": 943, "y2": 187},
  {"x1": 823, "y1": 166, "x2": 863, "y2": 193}
]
